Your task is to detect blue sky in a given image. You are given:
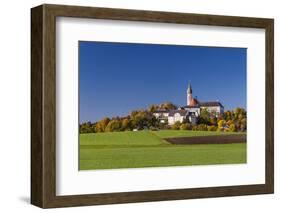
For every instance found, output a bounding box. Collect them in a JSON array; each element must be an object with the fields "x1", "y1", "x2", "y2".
[{"x1": 79, "y1": 41, "x2": 246, "y2": 123}]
